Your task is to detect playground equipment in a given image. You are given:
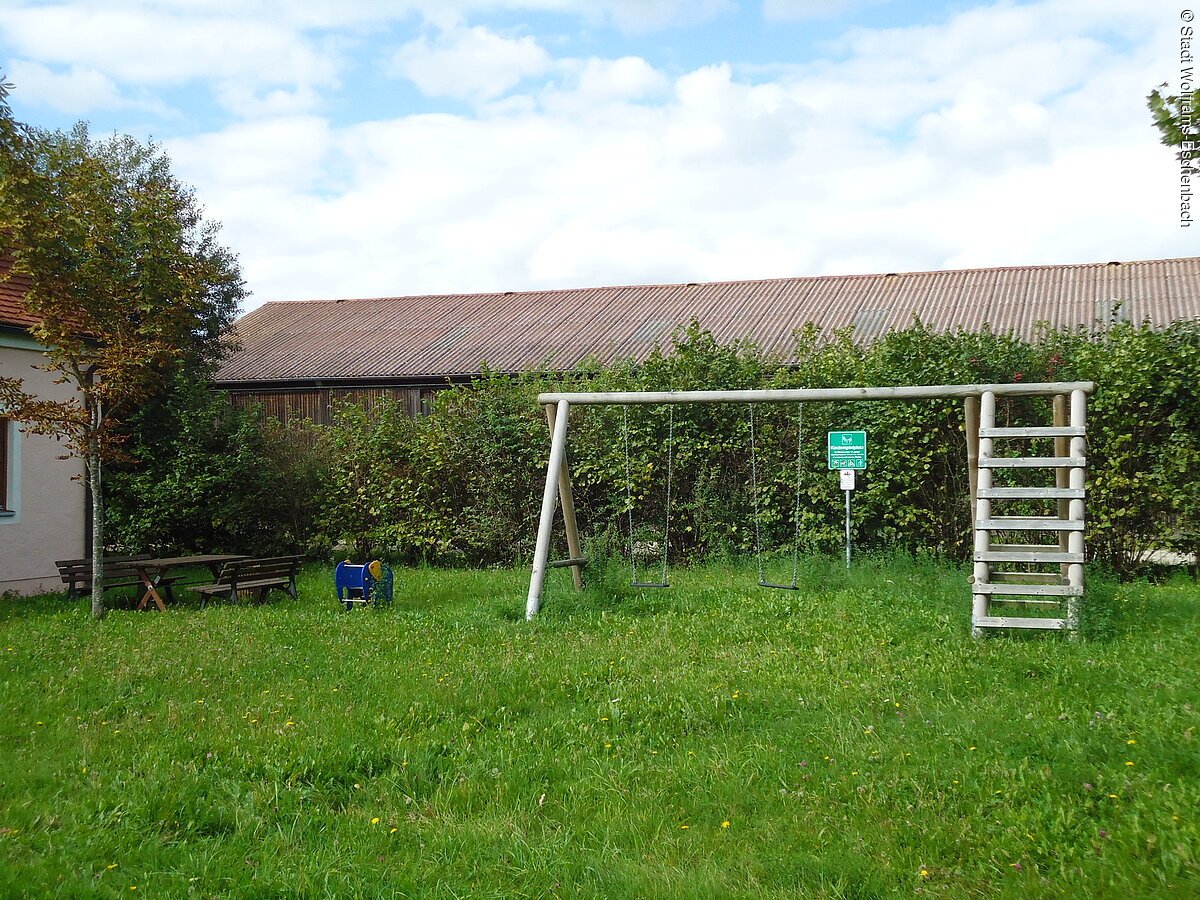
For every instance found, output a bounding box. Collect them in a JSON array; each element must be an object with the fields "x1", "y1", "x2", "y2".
[
  {"x1": 748, "y1": 402, "x2": 805, "y2": 590},
  {"x1": 334, "y1": 559, "x2": 393, "y2": 610},
  {"x1": 525, "y1": 382, "x2": 1095, "y2": 638},
  {"x1": 622, "y1": 405, "x2": 673, "y2": 588}
]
